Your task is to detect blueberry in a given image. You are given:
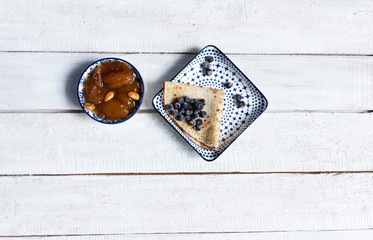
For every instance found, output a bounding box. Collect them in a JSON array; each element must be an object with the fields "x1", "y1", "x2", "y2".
[
  {"x1": 179, "y1": 108, "x2": 185, "y2": 115},
  {"x1": 236, "y1": 94, "x2": 243, "y2": 101},
  {"x1": 185, "y1": 115, "x2": 191, "y2": 121},
  {"x1": 193, "y1": 109, "x2": 200, "y2": 114},
  {"x1": 176, "y1": 114, "x2": 185, "y2": 122},
  {"x1": 205, "y1": 56, "x2": 214, "y2": 62},
  {"x1": 186, "y1": 109, "x2": 193, "y2": 115},
  {"x1": 168, "y1": 109, "x2": 175, "y2": 116},
  {"x1": 190, "y1": 99, "x2": 197, "y2": 105},
  {"x1": 177, "y1": 97, "x2": 184, "y2": 103},
  {"x1": 188, "y1": 119, "x2": 196, "y2": 126},
  {"x1": 201, "y1": 61, "x2": 211, "y2": 69},
  {"x1": 199, "y1": 99, "x2": 205, "y2": 104},
  {"x1": 224, "y1": 82, "x2": 233, "y2": 88},
  {"x1": 199, "y1": 111, "x2": 207, "y2": 118},
  {"x1": 206, "y1": 69, "x2": 213, "y2": 76},
  {"x1": 170, "y1": 109, "x2": 178, "y2": 117},
  {"x1": 238, "y1": 101, "x2": 246, "y2": 108},
  {"x1": 194, "y1": 125, "x2": 202, "y2": 131},
  {"x1": 196, "y1": 103, "x2": 204, "y2": 110},
  {"x1": 191, "y1": 112, "x2": 199, "y2": 120},
  {"x1": 166, "y1": 104, "x2": 174, "y2": 111},
  {"x1": 182, "y1": 102, "x2": 189, "y2": 110},
  {"x1": 196, "y1": 119, "x2": 203, "y2": 126},
  {"x1": 184, "y1": 96, "x2": 190, "y2": 103},
  {"x1": 174, "y1": 102, "x2": 181, "y2": 109}
]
